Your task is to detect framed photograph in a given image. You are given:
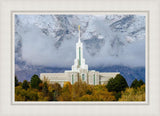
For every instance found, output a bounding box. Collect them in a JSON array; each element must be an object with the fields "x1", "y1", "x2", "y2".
[
  {"x1": 0, "y1": 0, "x2": 160, "y2": 116},
  {"x1": 12, "y1": 11, "x2": 148, "y2": 104}
]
